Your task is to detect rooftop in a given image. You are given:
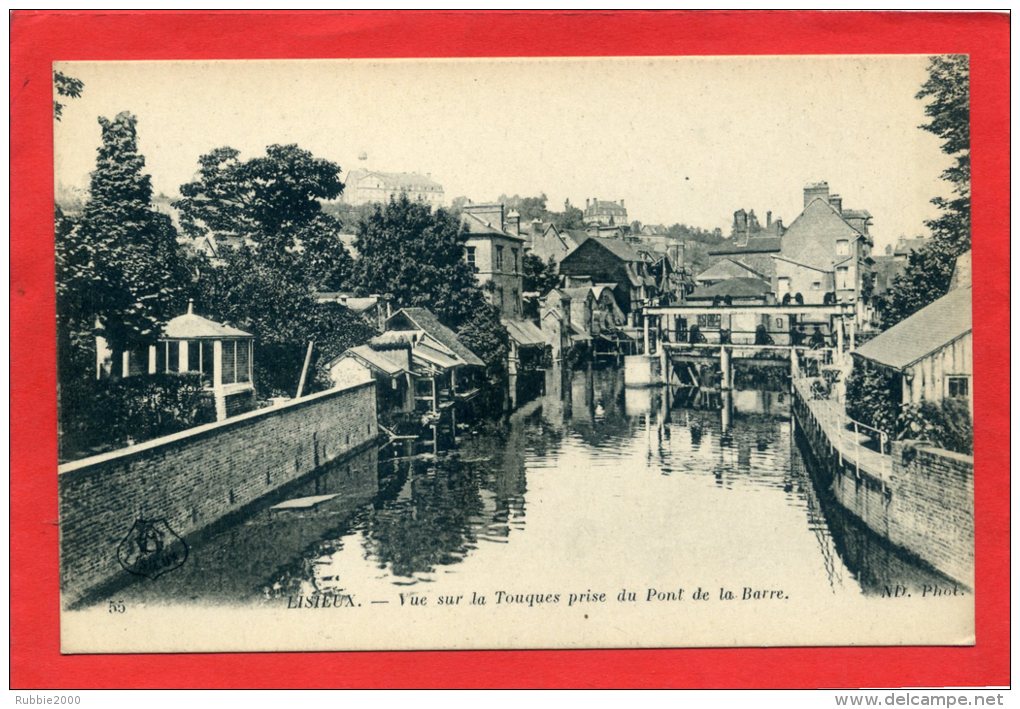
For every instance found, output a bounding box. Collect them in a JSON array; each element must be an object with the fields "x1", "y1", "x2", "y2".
[
  {"x1": 689, "y1": 277, "x2": 773, "y2": 300},
  {"x1": 163, "y1": 302, "x2": 252, "y2": 340},
  {"x1": 387, "y1": 307, "x2": 485, "y2": 367},
  {"x1": 853, "y1": 286, "x2": 972, "y2": 370}
]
